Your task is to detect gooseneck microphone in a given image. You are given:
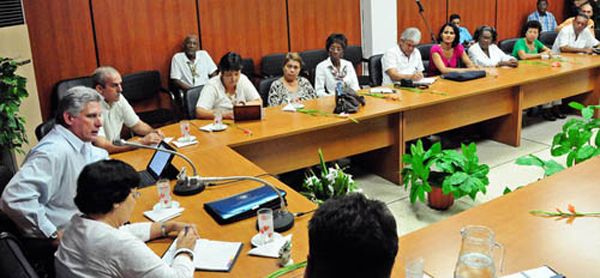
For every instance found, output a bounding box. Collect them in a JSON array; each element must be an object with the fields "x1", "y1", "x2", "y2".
[{"x1": 415, "y1": 0, "x2": 424, "y2": 12}]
